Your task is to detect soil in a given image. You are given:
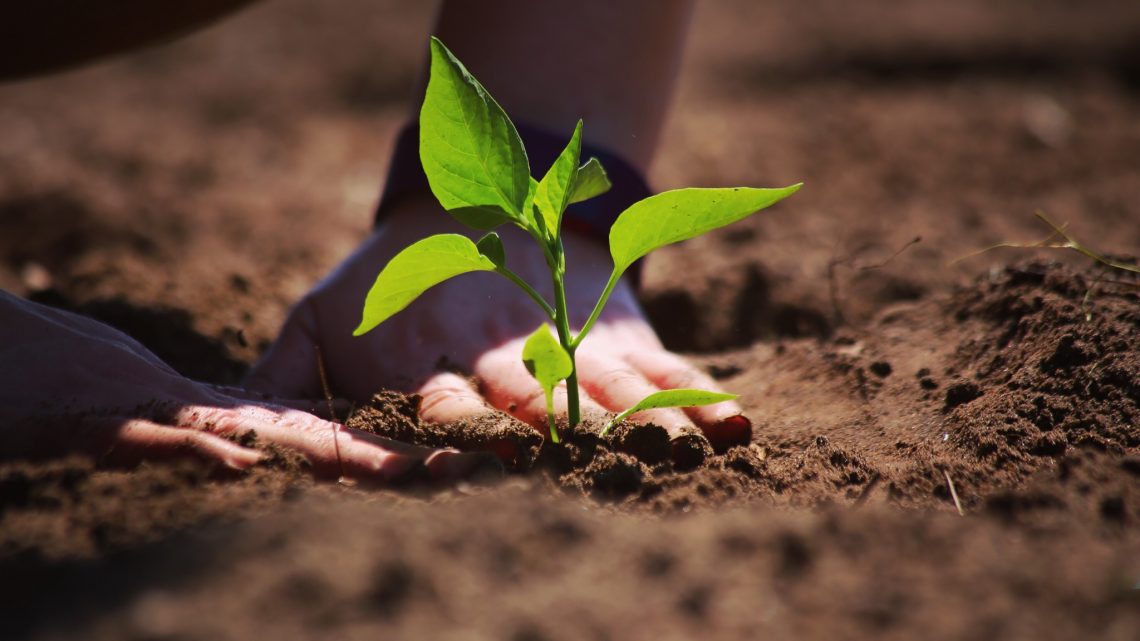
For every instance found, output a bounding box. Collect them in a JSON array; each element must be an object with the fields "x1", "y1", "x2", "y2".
[{"x1": 2, "y1": 1, "x2": 1139, "y2": 639}]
